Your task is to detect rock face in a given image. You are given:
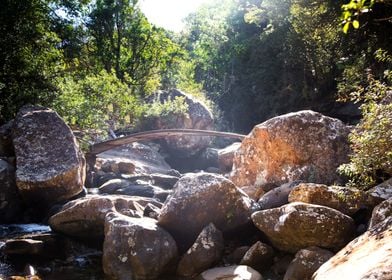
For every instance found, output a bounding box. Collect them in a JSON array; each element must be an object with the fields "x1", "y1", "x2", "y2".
[
  {"x1": 145, "y1": 89, "x2": 214, "y2": 156},
  {"x1": 283, "y1": 247, "x2": 333, "y2": 280},
  {"x1": 103, "y1": 212, "x2": 178, "y2": 280},
  {"x1": 313, "y1": 216, "x2": 392, "y2": 280},
  {"x1": 0, "y1": 159, "x2": 23, "y2": 223},
  {"x1": 12, "y1": 105, "x2": 85, "y2": 206},
  {"x1": 288, "y1": 183, "x2": 379, "y2": 216},
  {"x1": 49, "y1": 195, "x2": 161, "y2": 239},
  {"x1": 230, "y1": 111, "x2": 350, "y2": 191},
  {"x1": 177, "y1": 223, "x2": 224, "y2": 277},
  {"x1": 158, "y1": 173, "x2": 256, "y2": 251},
  {"x1": 199, "y1": 265, "x2": 263, "y2": 280},
  {"x1": 369, "y1": 198, "x2": 392, "y2": 228},
  {"x1": 251, "y1": 202, "x2": 355, "y2": 253}
]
